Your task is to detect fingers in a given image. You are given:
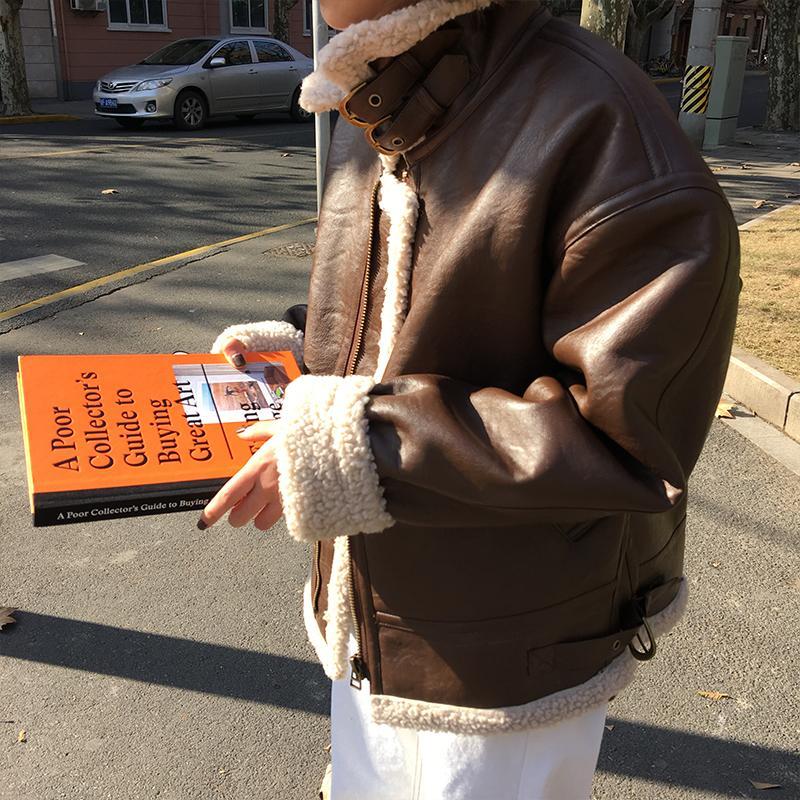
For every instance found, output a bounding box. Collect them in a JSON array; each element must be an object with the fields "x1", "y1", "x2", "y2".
[
  {"x1": 236, "y1": 420, "x2": 281, "y2": 442},
  {"x1": 228, "y1": 486, "x2": 268, "y2": 528},
  {"x1": 220, "y1": 336, "x2": 248, "y2": 369},
  {"x1": 198, "y1": 469, "x2": 255, "y2": 529},
  {"x1": 254, "y1": 501, "x2": 283, "y2": 532}
]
